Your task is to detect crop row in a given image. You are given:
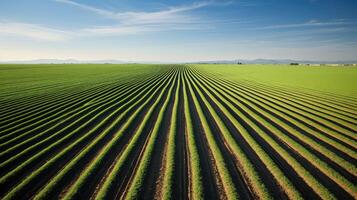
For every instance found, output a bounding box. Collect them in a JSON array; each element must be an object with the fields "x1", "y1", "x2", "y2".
[{"x1": 0, "y1": 65, "x2": 355, "y2": 200}]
